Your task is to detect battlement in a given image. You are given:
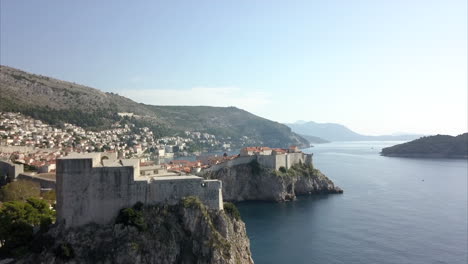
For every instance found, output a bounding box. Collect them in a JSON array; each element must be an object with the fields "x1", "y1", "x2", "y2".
[{"x1": 57, "y1": 153, "x2": 223, "y2": 228}]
